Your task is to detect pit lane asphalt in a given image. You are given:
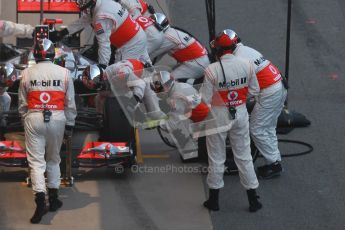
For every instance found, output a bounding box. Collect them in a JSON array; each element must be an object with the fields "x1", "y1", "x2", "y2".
[
  {"x1": 0, "y1": 129, "x2": 213, "y2": 230},
  {"x1": 169, "y1": 0, "x2": 345, "y2": 229}
]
